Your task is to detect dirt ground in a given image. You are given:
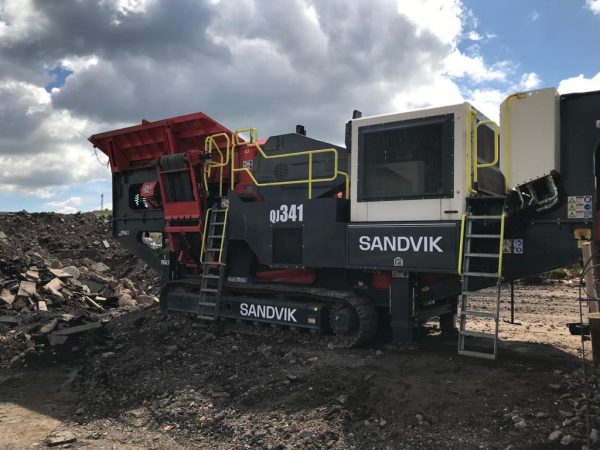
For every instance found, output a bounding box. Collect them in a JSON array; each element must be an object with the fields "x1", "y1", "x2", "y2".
[{"x1": 1, "y1": 280, "x2": 598, "y2": 450}]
